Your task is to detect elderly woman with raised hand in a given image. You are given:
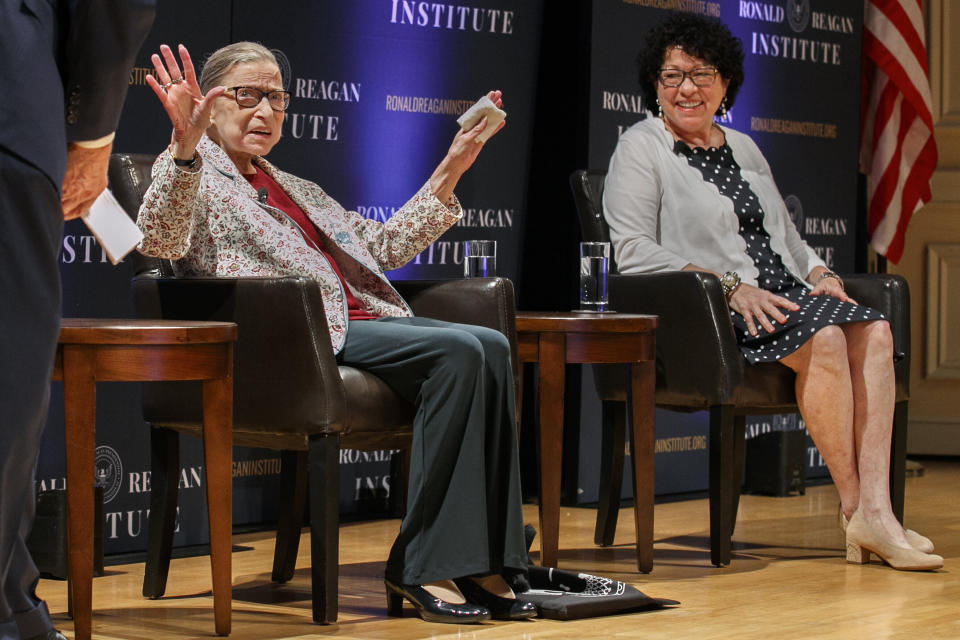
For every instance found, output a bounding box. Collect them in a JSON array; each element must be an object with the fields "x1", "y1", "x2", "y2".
[
  {"x1": 603, "y1": 13, "x2": 941, "y2": 571},
  {"x1": 136, "y1": 41, "x2": 537, "y2": 623}
]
